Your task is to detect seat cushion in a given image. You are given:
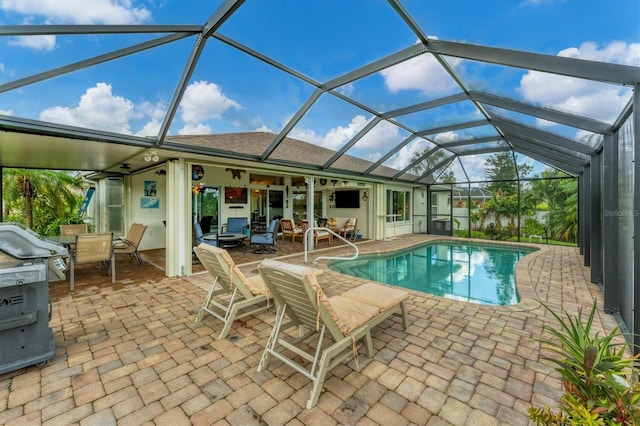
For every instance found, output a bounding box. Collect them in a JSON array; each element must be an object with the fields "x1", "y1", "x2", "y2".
[
  {"x1": 327, "y1": 295, "x2": 379, "y2": 334},
  {"x1": 341, "y1": 282, "x2": 409, "y2": 311},
  {"x1": 245, "y1": 273, "x2": 268, "y2": 296},
  {"x1": 251, "y1": 235, "x2": 272, "y2": 244}
]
